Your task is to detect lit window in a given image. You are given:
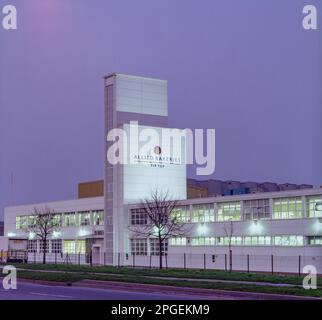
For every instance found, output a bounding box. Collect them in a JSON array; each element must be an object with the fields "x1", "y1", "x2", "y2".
[
  {"x1": 171, "y1": 206, "x2": 190, "y2": 223},
  {"x1": 170, "y1": 237, "x2": 187, "y2": 246},
  {"x1": 64, "y1": 212, "x2": 76, "y2": 227},
  {"x1": 63, "y1": 240, "x2": 86, "y2": 254},
  {"x1": 274, "y1": 235, "x2": 303, "y2": 246},
  {"x1": 191, "y1": 237, "x2": 215, "y2": 246},
  {"x1": 306, "y1": 196, "x2": 322, "y2": 218},
  {"x1": 192, "y1": 204, "x2": 215, "y2": 223},
  {"x1": 273, "y1": 198, "x2": 302, "y2": 219},
  {"x1": 217, "y1": 202, "x2": 241, "y2": 221},
  {"x1": 78, "y1": 211, "x2": 91, "y2": 226},
  {"x1": 307, "y1": 236, "x2": 322, "y2": 245},
  {"x1": 93, "y1": 210, "x2": 104, "y2": 226}
]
